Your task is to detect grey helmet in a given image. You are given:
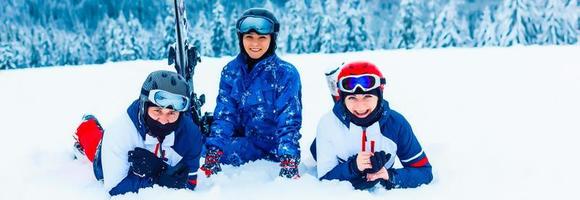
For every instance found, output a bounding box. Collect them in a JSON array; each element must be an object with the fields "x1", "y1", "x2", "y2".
[{"x1": 138, "y1": 70, "x2": 190, "y2": 123}]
